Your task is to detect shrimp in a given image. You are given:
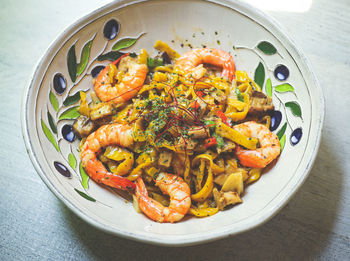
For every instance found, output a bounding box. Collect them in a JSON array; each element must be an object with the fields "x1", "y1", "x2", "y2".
[
  {"x1": 94, "y1": 56, "x2": 148, "y2": 103},
  {"x1": 175, "y1": 48, "x2": 235, "y2": 81},
  {"x1": 135, "y1": 173, "x2": 191, "y2": 223},
  {"x1": 80, "y1": 123, "x2": 136, "y2": 191},
  {"x1": 233, "y1": 121, "x2": 281, "y2": 168}
]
